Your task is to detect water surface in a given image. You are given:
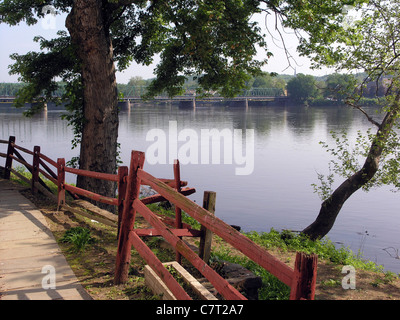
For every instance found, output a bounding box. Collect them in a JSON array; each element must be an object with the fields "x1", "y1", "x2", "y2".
[{"x1": 1, "y1": 102, "x2": 399, "y2": 272}]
